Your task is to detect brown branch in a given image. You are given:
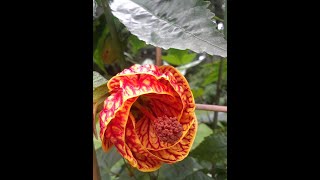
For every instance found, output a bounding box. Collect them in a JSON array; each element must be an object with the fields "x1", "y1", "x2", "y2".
[
  {"x1": 155, "y1": 47, "x2": 162, "y2": 66},
  {"x1": 195, "y1": 104, "x2": 227, "y2": 112},
  {"x1": 93, "y1": 145, "x2": 101, "y2": 180}
]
